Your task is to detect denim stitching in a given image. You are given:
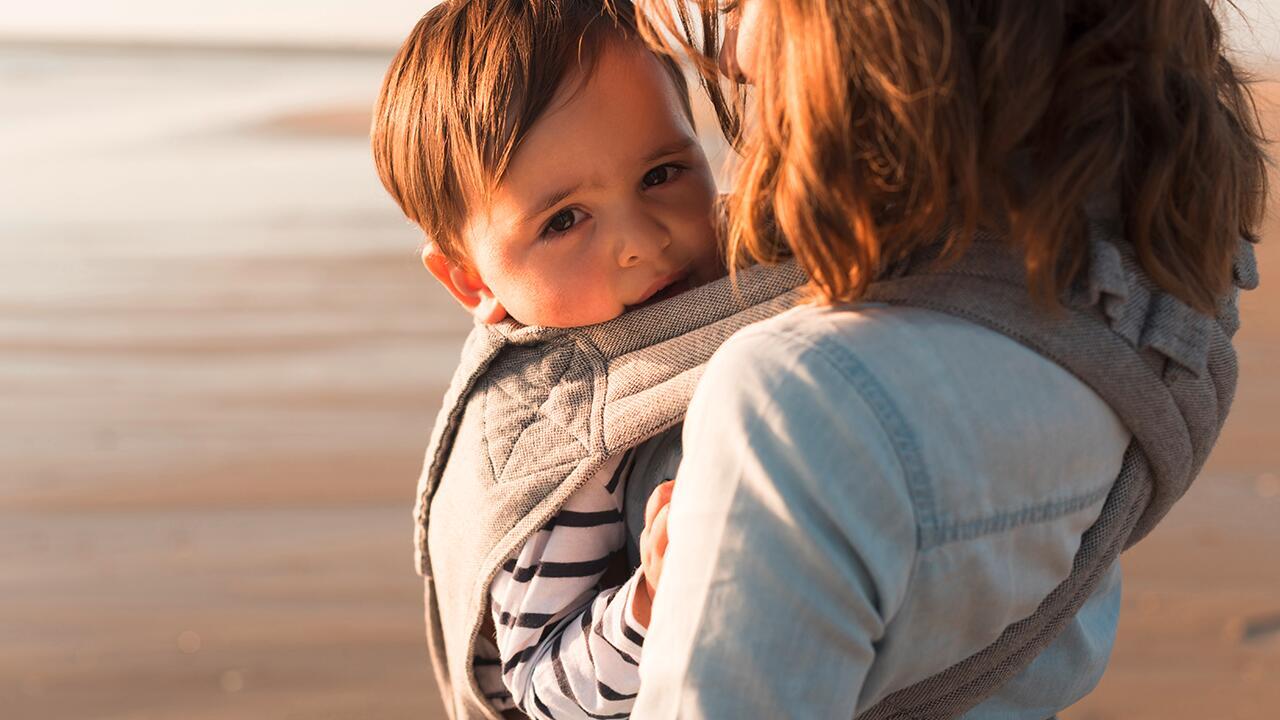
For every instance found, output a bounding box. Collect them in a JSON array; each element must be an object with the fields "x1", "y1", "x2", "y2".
[
  {"x1": 926, "y1": 480, "x2": 1115, "y2": 547},
  {"x1": 773, "y1": 326, "x2": 939, "y2": 542}
]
